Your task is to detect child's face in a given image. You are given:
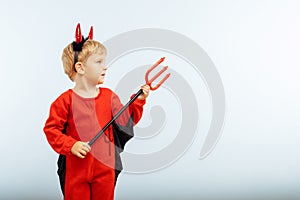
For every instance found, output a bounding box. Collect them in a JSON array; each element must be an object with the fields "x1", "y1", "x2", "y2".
[{"x1": 84, "y1": 51, "x2": 107, "y2": 85}]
